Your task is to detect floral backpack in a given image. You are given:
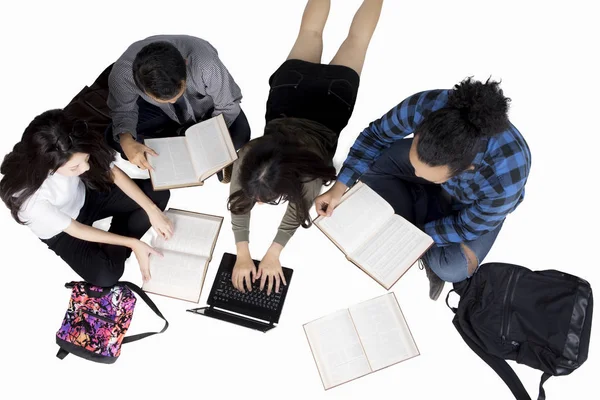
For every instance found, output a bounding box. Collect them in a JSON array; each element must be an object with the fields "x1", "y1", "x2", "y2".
[{"x1": 56, "y1": 281, "x2": 168, "y2": 363}]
